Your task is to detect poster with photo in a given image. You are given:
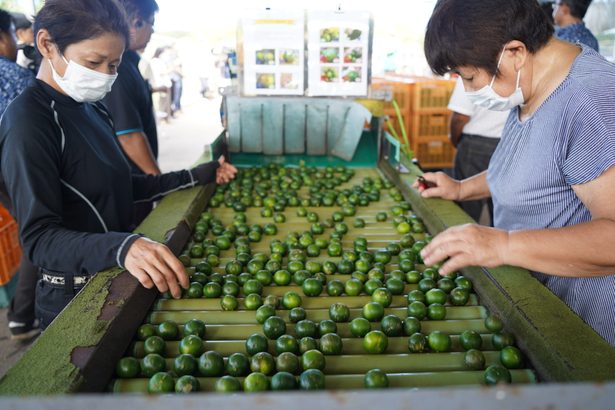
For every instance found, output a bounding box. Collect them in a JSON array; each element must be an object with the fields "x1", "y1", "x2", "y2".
[
  {"x1": 307, "y1": 10, "x2": 371, "y2": 96},
  {"x1": 240, "y1": 9, "x2": 305, "y2": 95}
]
